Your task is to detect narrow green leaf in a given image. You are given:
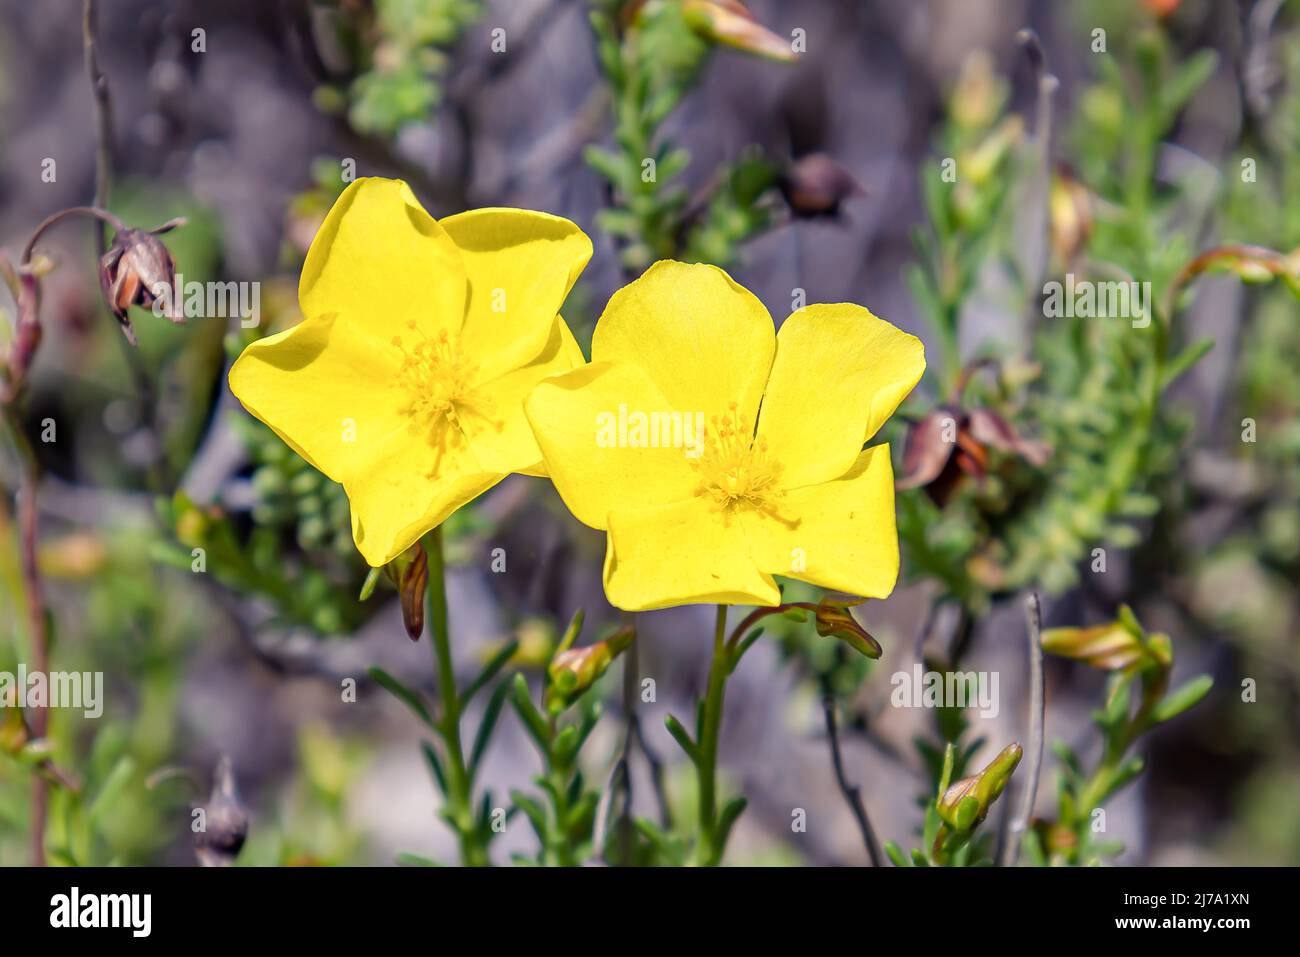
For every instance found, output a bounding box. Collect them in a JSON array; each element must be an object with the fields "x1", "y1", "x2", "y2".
[
  {"x1": 509, "y1": 674, "x2": 551, "y2": 753},
  {"x1": 469, "y1": 679, "x2": 512, "y2": 774},
  {"x1": 1160, "y1": 337, "x2": 1213, "y2": 388},
  {"x1": 1159, "y1": 50, "x2": 1219, "y2": 121},
  {"x1": 938, "y1": 742, "x2": 955, "y2": 795},
  {"x1": 89, "y1": 756, "x2": 136, "y2": 827},
  {"x1": 664, "y1": 713, "x2": 700, "y2": 765},
  {"x1": 556, "y1": 609, "x2": 585, "y2": 655},
  {"x1": 715, "y1": 796, "x2": 748, "y2": 855},
  {"x1": 463, "y1": 640, "x2": 519, "y2": 704},
  {"x1": 510, "y1": 790, "x2": 549, "y2": 842},
  {"x1": 396, "y1": 852, "x2": 440, "y2": 867},
  {"x1": 1099, "y1": 757, "x2": 1145, "y2": 805},
  {"x1": 421, "y1": 741, "x2": 447, "y2": 796},
  {"x1": 729, "y1": 627, "x2": 764, "y2": 673},
  {"x1": 369, "y1": 667, "x2": 436, "y2": 729},
  {"x1": 1151, "y1": 675, "x2": 1213, "y2": 724},
  {"x1": 358, "y1": 566, "x2": 382, "y2": 601},
  {"x1": 884, "y1": 841, "x2": 911, "y2": 867}
]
